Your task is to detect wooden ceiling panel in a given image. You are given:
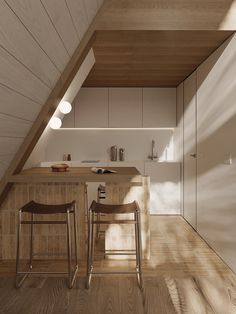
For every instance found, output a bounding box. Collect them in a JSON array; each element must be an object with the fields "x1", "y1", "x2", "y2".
[{"x1": 83, "y1": 30, "x2": 234, "y2": 87}]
